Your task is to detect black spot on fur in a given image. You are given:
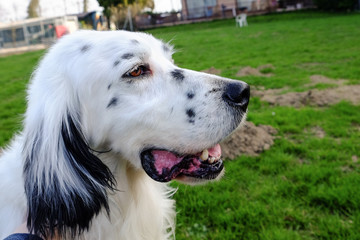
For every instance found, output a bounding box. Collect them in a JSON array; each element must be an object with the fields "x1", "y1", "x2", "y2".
[
  {"x1": 113, "y1": 60, "x2": 120, "y2": 67},
  {"x1": 186, "y1": 108, "x2": 196, "y2": 118},
  {"x1": 80, "y1": 44, "x2": 91, "y2": 52},
  {"x1": 187, "y1": 92, "x2": 195, "y2": 99},
  {"x1": 171, "y1": 69, "x2": 185, "y2": 83},
  {"x1": 107, "y1": 84, "x2": 112, "y2": 90},
  {"x1": 121, "y1": 53, "x2": 134, "y2": 60},
  {"x1": 107, "y1": 97, "x2": 118, "y2": 108},
  {"x1": 188, "y1": 119, "x2": 195, "y2": 124}
]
